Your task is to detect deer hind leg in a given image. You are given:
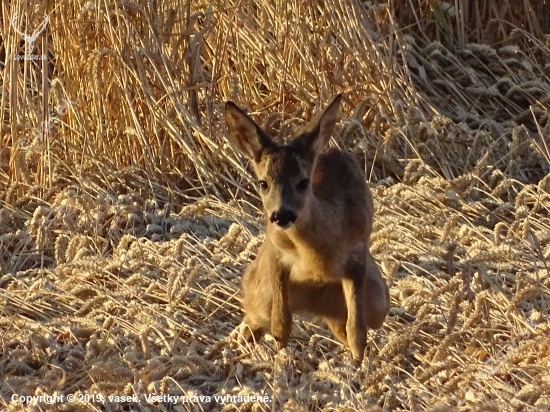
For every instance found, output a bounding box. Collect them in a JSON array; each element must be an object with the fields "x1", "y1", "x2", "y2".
[
  {"x1": 342, "y1": 258, "x2": 368, "y2": 361},
  {"x1": 241, "y1": 315, "x2": 267, "y2": 343},
  {"x1": 364, "y1": 252, "x2": 390, "y2": 329}
]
